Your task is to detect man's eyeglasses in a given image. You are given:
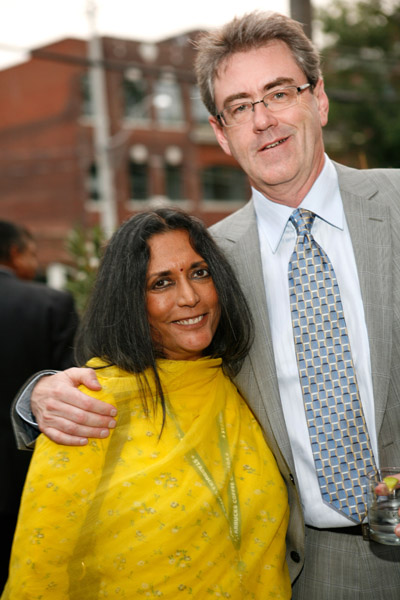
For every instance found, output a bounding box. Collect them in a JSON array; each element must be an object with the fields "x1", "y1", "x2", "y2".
[{"x1": 216, "y1": 83, "x2": 311, "y2": 127}]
